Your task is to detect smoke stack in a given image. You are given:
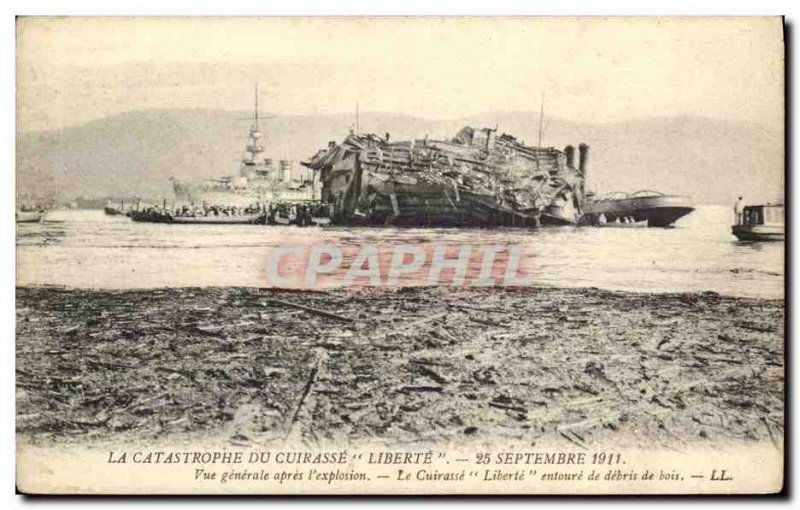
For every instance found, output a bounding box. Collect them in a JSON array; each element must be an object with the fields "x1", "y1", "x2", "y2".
[
  {"x1": 279, "y1": 160, "x2": 292, "y2": 181},
  {"x1": 578, "y1": 143, "x2": 589, "y2": 173},
  {"x1": 564, "y1": 145, "x2": 575, "y2": 168}
]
